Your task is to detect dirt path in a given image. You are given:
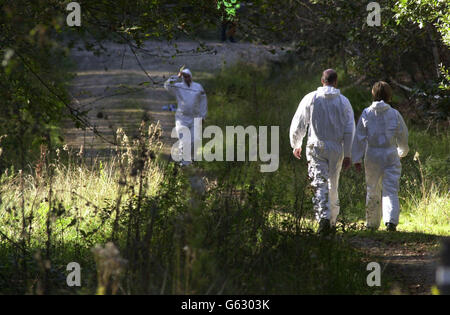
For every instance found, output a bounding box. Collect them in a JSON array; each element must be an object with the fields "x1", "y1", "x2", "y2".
[
  {"x1": 65, "y1": 40, "x2": 285, "y2": 157},
  {"x1": 347, "y1": 233, "x2": 442, "y2": 294}
]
